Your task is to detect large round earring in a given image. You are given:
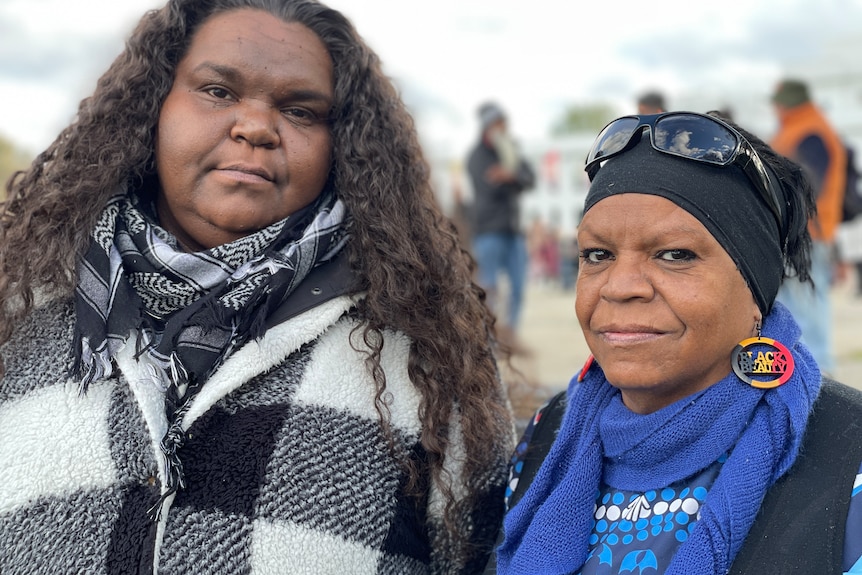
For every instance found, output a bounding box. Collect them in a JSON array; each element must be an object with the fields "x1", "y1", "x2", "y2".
[{"x1": 731, "y1": 319, "x2": 794, "y2": 389}]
